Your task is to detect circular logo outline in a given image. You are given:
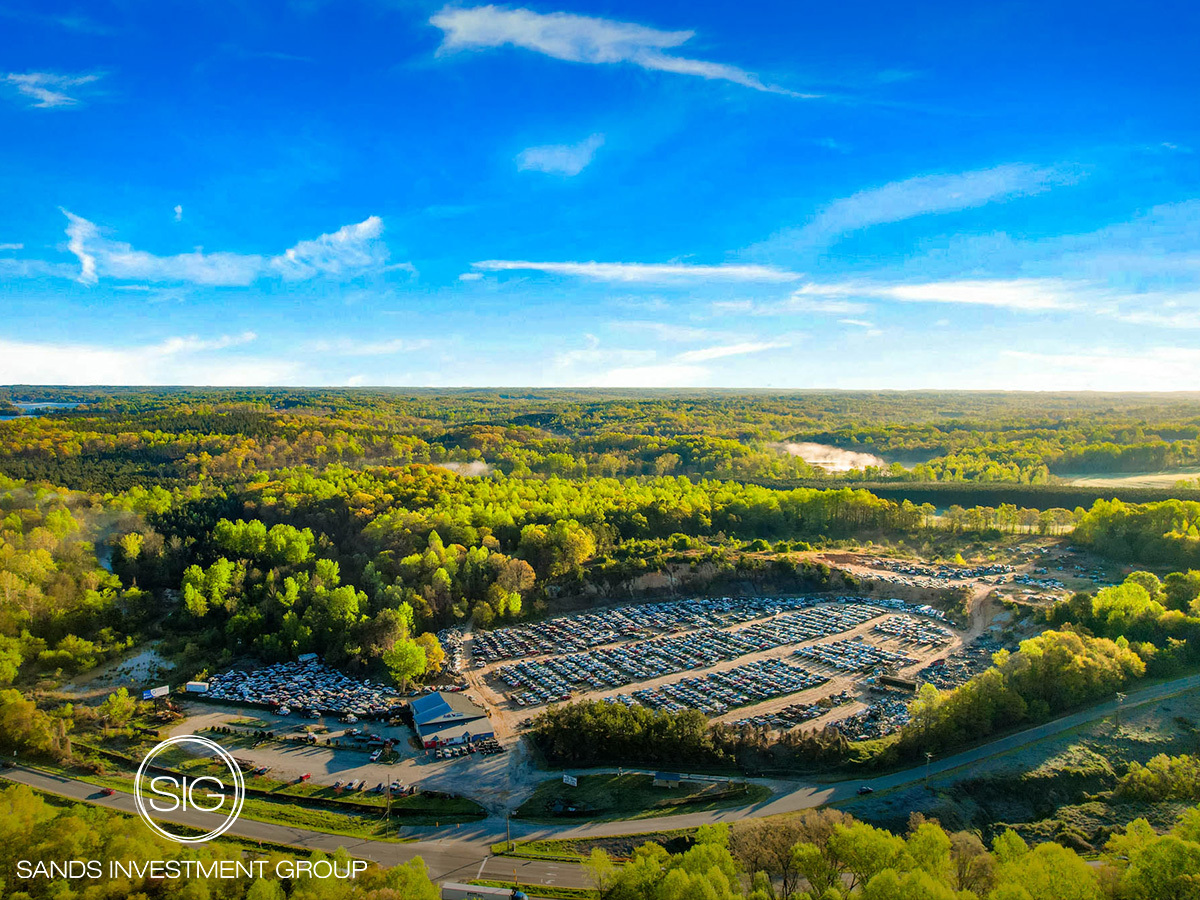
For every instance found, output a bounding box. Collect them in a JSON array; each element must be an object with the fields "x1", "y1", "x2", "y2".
[{"x1": 134, "y1": 734, "x2": 245, "y2": 844}]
